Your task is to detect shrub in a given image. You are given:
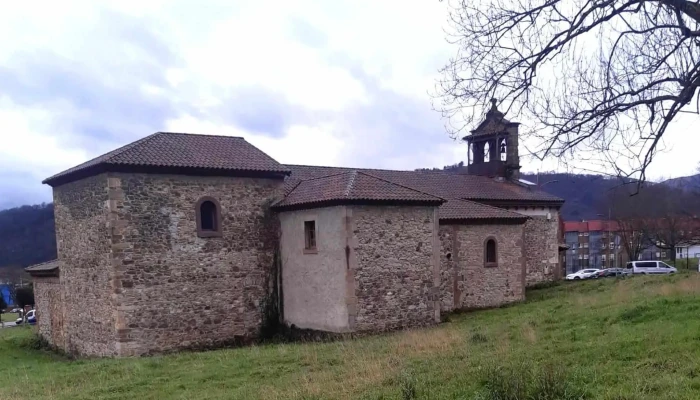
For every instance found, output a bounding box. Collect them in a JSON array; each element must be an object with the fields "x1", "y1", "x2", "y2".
[{"x1": 479, "y1": 361, "x2": 586, "y2": 400}]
